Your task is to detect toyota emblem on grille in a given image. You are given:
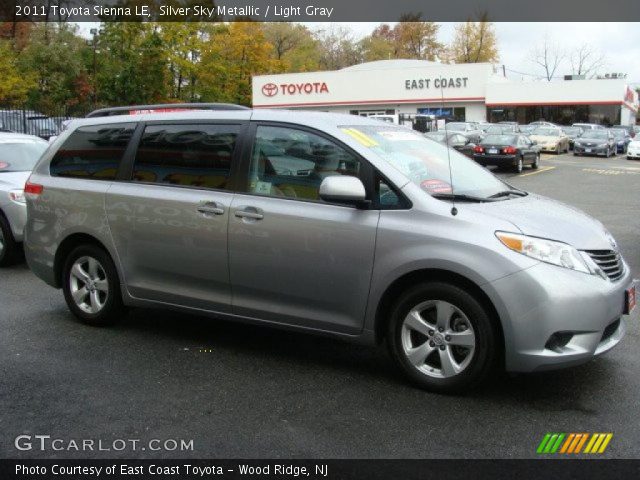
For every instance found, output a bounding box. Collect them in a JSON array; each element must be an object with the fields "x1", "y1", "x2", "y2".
[{"x1": 262, "y1": 83, "x2": 278, "y2": 97}]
